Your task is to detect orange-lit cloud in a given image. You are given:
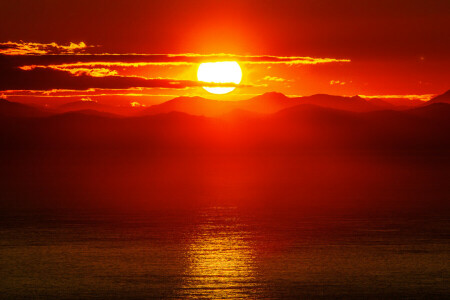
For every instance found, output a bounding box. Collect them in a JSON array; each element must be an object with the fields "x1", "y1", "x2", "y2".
[
  {"x1": 80, "y1": 97, "x2": 96, "y2": 102},
  {"x1": 360, "y1": 94, "x2": 435, "y2": 101},
  {"x1": 130, "y1": 101, "x2": 144, "y2": 107},
  {"x1": 1, "y1": 50, "x2": 350, "y2": 68},
  {"x1": 0, "y1": 88, "x2": 180, "y2": 98},
  {"x1": 0, "y1": 41, "x2": 89, "y2": 55},
  {"x1": 0, "y1": 42, "x2": 350, "y2": 93},
  {"x1": 14, "y1": 54, "x2": 349, "y2": 68},
  {"x1": 21, "y1": 65, "x2": 119, "y2": 77},
  {"x1": 330, "y1": 80, "x2": 347, "y2": 85},
  {"x1": 0, "y1": 88, "x2": 147, "y2": 97},
  {"x1": 41, "y1": 66, "x2": 119, "y2": 77},
  {"x1": 263, "y1": 76, "x2": 288, "y2": 82}
]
